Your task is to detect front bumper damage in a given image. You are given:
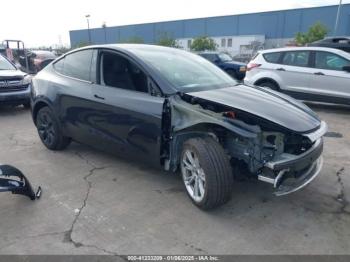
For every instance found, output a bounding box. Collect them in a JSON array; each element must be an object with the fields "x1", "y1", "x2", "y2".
[
  {"x1": 0, "y1": 165, "x2": 41, "y2": 200},
  {"x1": 258, "y1": 122, "x2": 326, "y2": 196}
]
